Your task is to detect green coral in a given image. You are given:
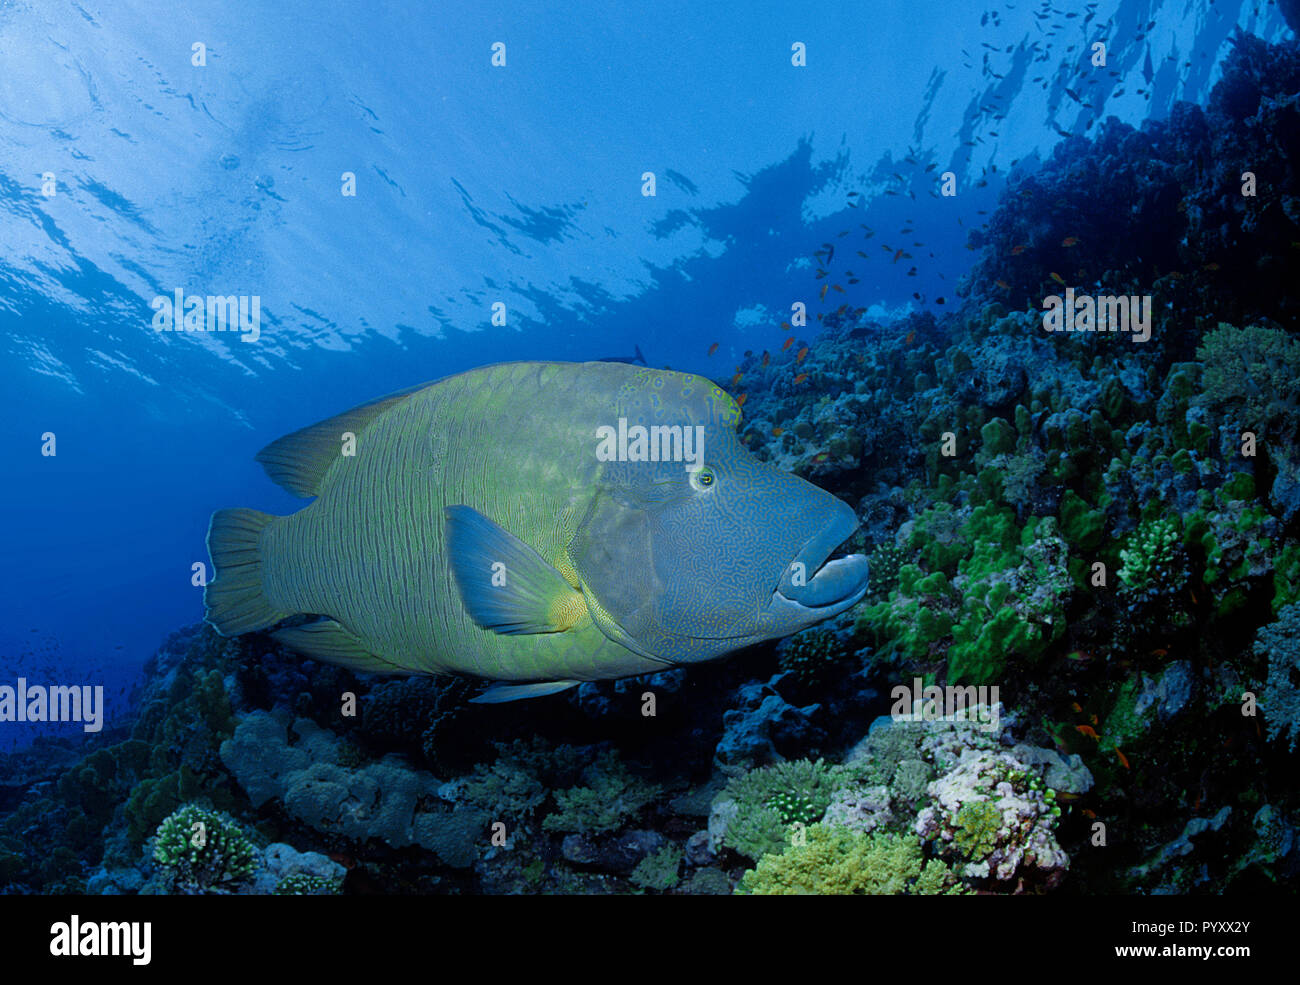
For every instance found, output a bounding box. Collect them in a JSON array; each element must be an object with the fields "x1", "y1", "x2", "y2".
[
  {"x1": 461, "y1": 736, "x2": 594, "y2": 822},
  {"x1": 737, "y1": 826, "x2": 967, "y2": 895},
  {"x1": 1118, "y1": 517, "x2": 1187, "y2": 598},
  {"x1": 948, "y1": 515, "x2": 1071, "y2": 683},
  {"x1": 1195, "y1": 323, "x2": 1300, "y2": 436},
  {"x1": 152, "y1": 805, "x2": 256, "y2": 893},
  {"x1": 1274, "y1": 544, "x2": 1300, "y2": 613},
  {"x1": 867, "y1": 542, "x2": 906, "y2": 598},
  {"x1": 1060, "y1": 490, "x2": 1105, "y2": 551},
  {"x1": 862, "y1": 505, "x2": 1070, "y2": 683},
  {"x1": 858, "y1": 565, "x2": 959, "y2": 665},
  {"x1": 461, "y1": 759, "x2": 548, "y2": 819},
  {"x1": 274, "y1": 873, "x2": 341, "y2": 895},
  {"x1": 777, "y1": 627, "x2": 848, "y2": 687},
  {"x1": 1186, "y1": 493, "x2": 1275, "y2": 616},
  {"x1": 715, "y1": 759, "x2": 855, "y2": 860},
  {"x1": 629, "y1": 844, "x2": 683, "y2": 892},
  {"x1": 980, "y1": 417, "x2": 1017, "y2": 457},
  {"x1": 953, "y1": 800, "x2": 1003, "y2": 859},
  {"x1": 543, "y1": 751, "x2": 659, "y2": 835}
]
